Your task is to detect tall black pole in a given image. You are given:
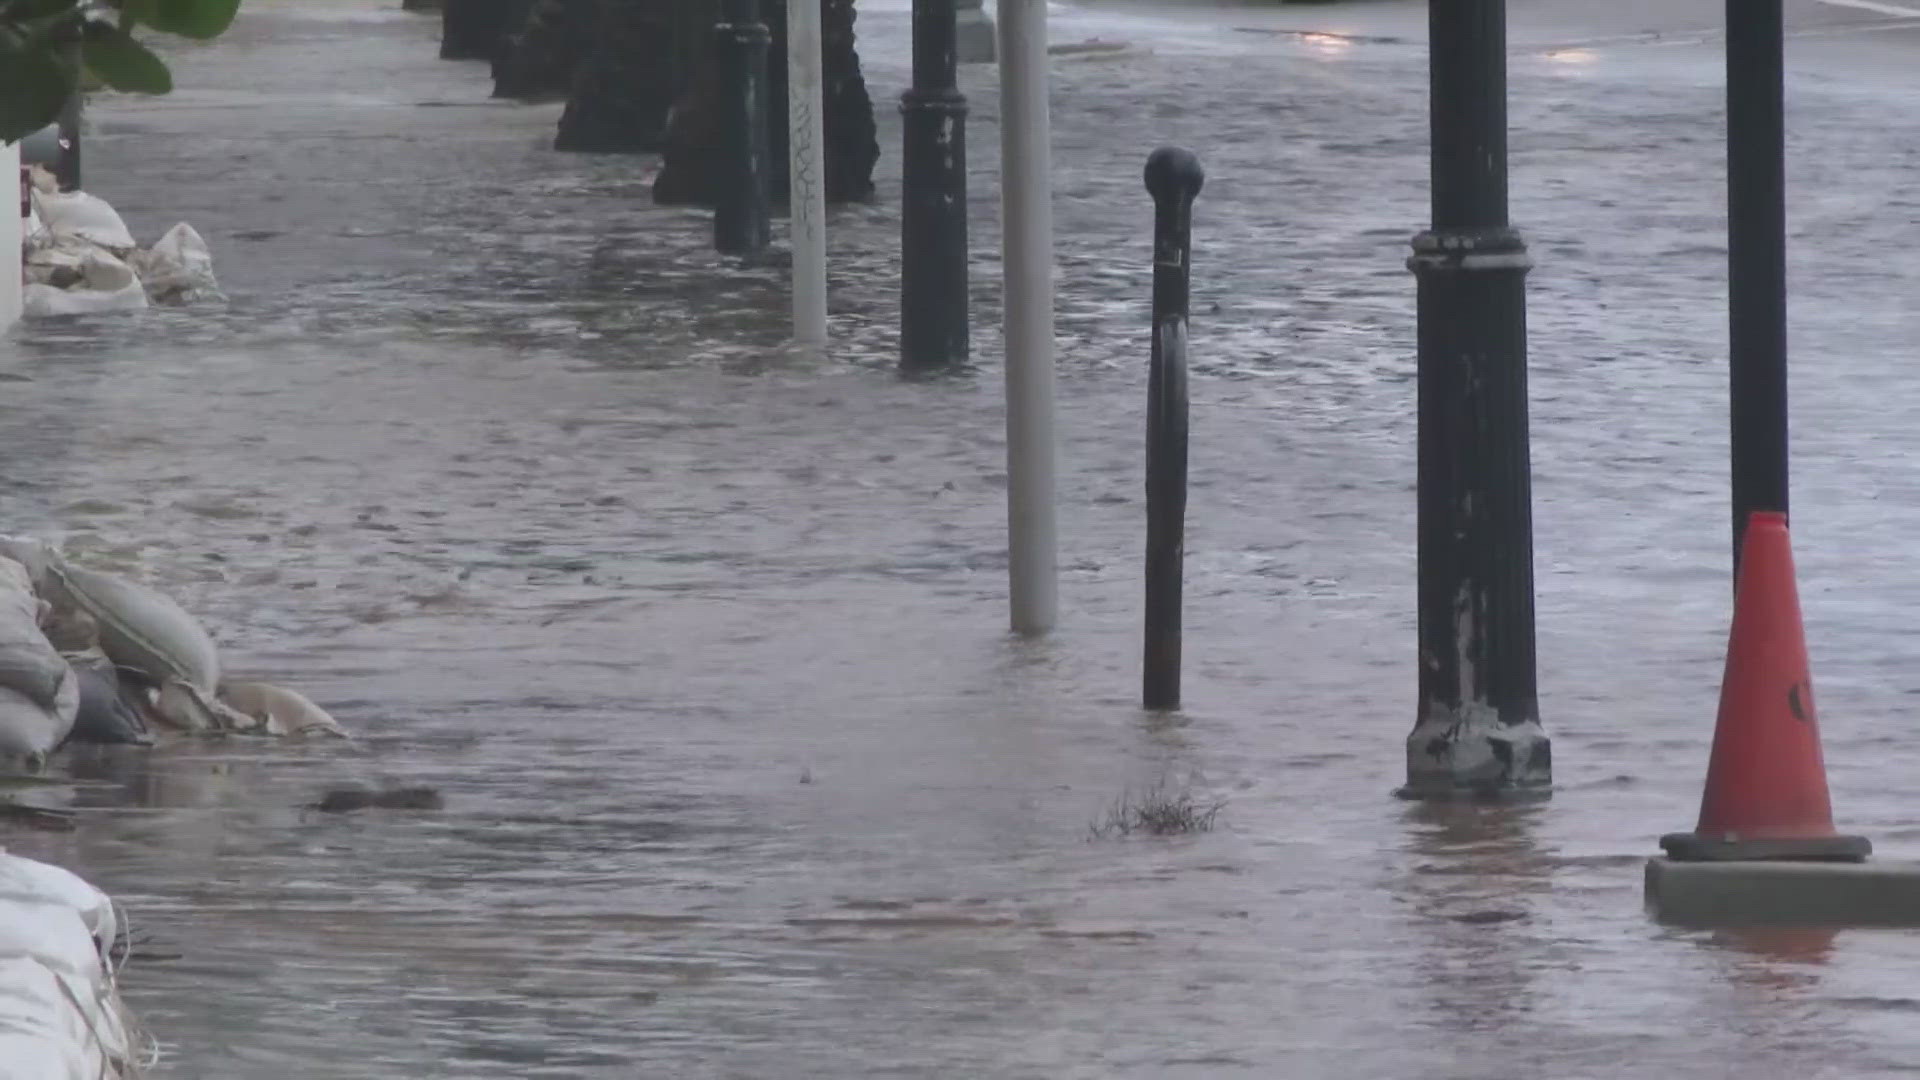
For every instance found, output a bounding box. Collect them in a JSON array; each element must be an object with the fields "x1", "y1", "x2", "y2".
[
  {"x1": 1142, "y1": 148, "x2": 1203, "y2": 712},
  {"x1": 715, "y1": 0, "x2": 773, "y2": 256},
  {"x1": 56, "y1": 70, "x2": 81, "y2": 192},
  {"x1": 900, "y1": 0, "x2": 970, "y2": 370},
  {"x1": 1727, "y1": 0, "x2": 1787, "y2": 577},
  {"x1": 1401, "y1": 0, "x2": 1549, "y2": 798}
]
